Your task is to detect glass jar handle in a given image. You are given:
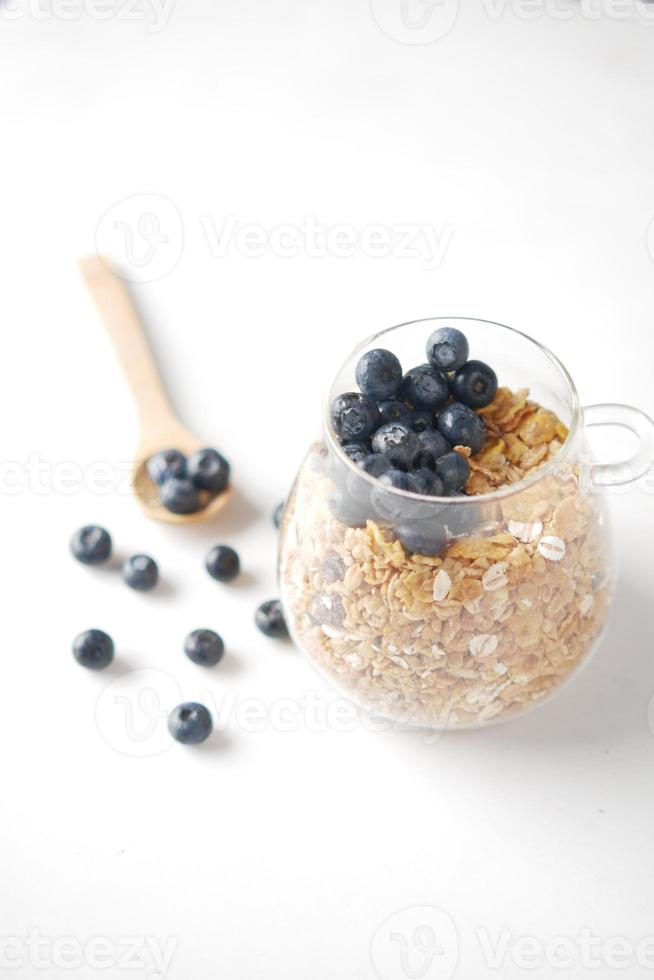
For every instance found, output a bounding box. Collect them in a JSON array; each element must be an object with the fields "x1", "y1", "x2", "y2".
[{"x1": 583, "y1": 403, "x2": 654, "y2": 487}]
